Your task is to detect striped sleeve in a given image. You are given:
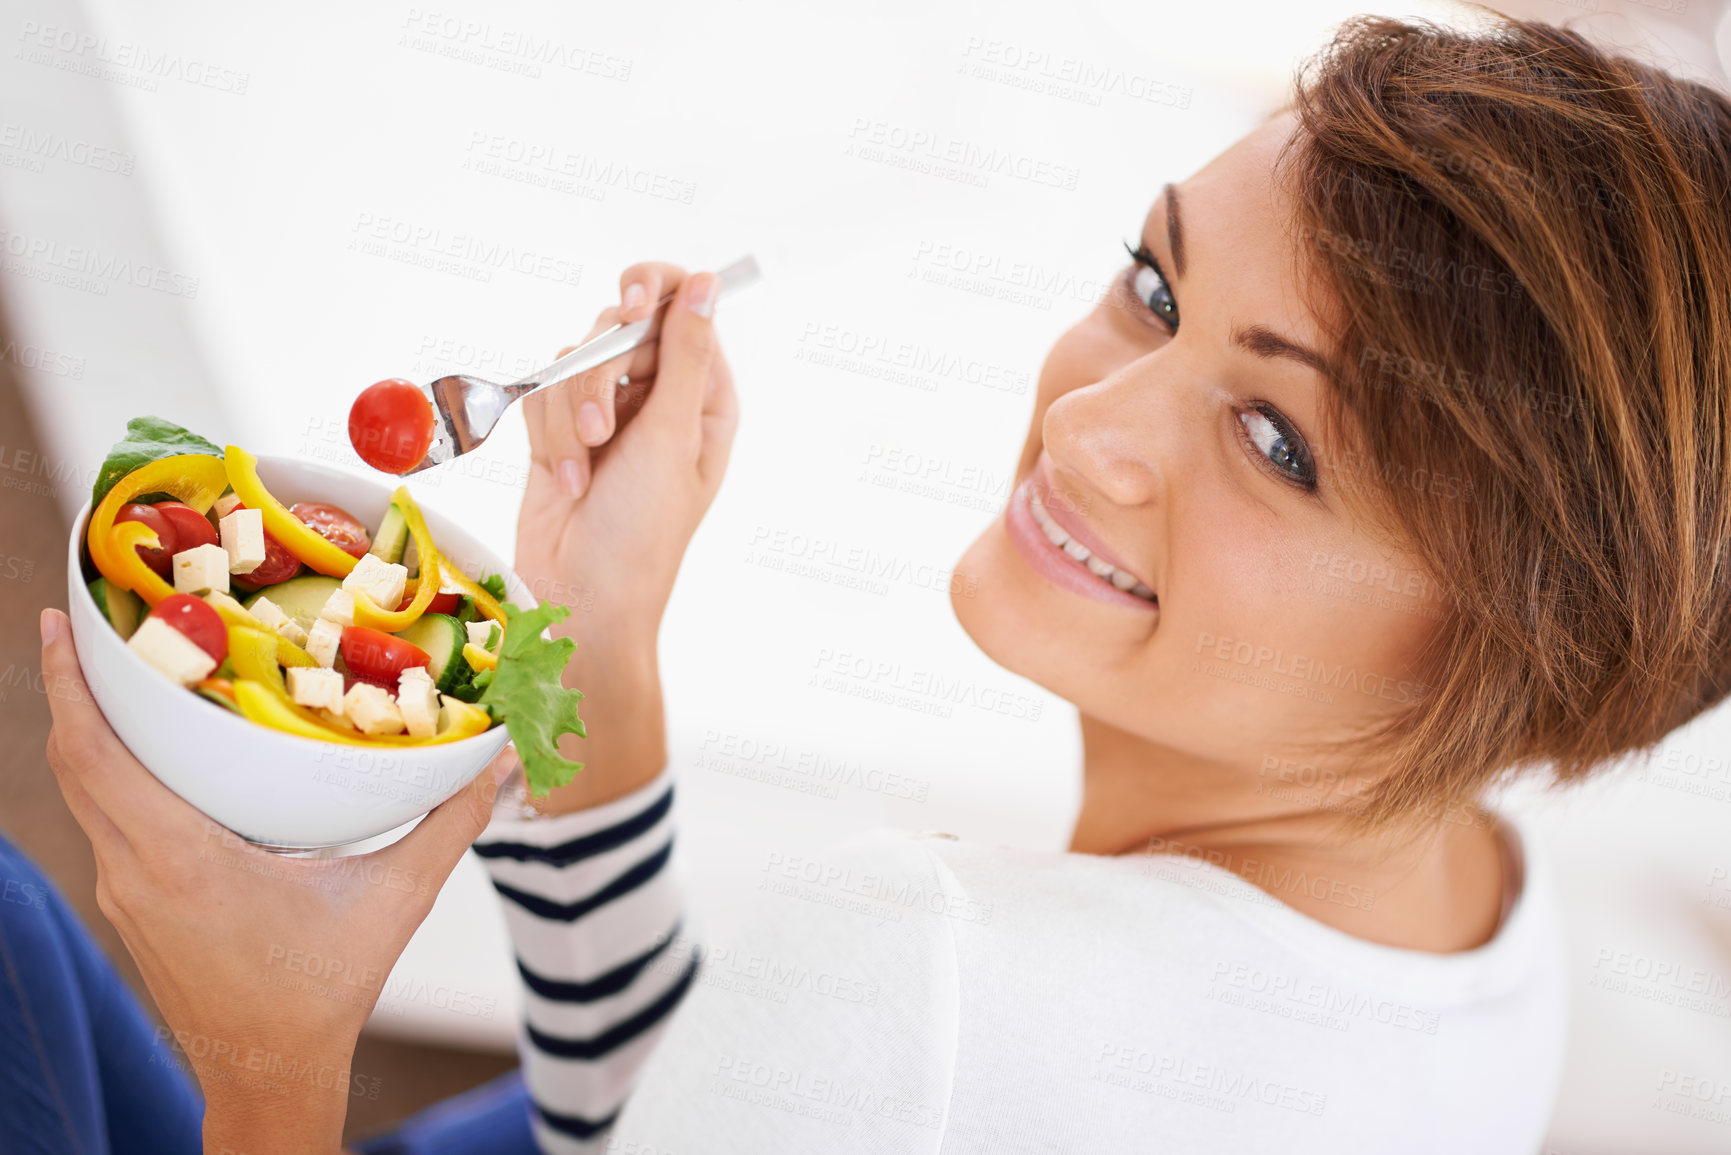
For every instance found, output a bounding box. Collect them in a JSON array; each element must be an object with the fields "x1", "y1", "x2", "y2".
[{"x1": 473, "y1": 765, "x2": 697, "y2": 1154}]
